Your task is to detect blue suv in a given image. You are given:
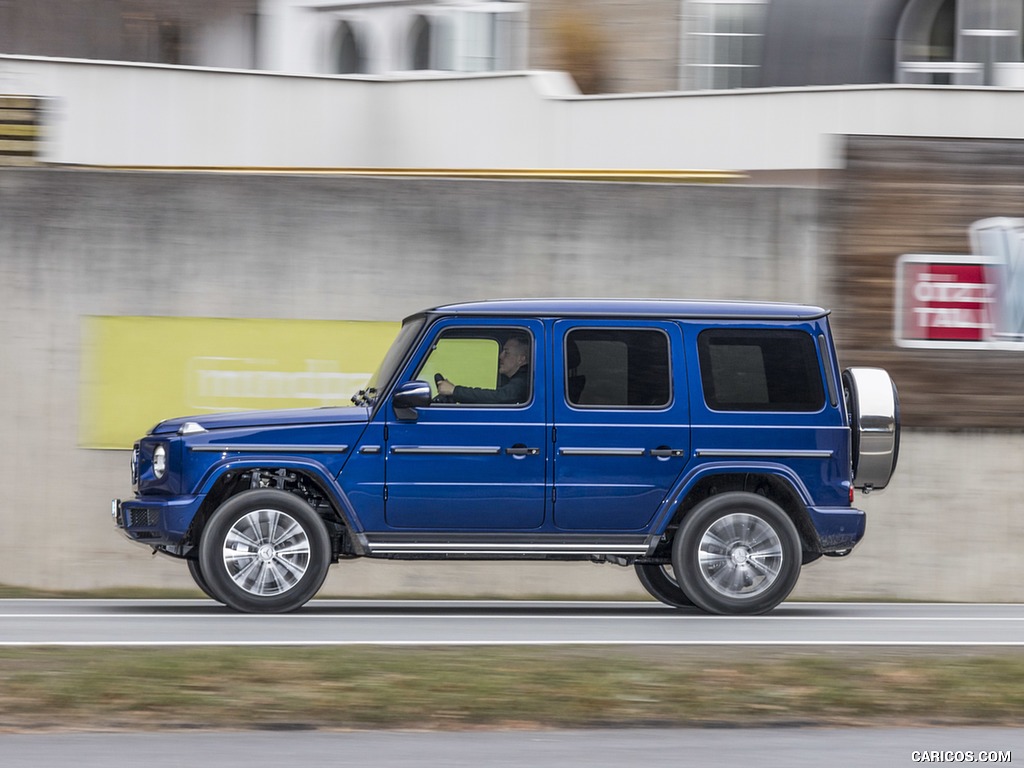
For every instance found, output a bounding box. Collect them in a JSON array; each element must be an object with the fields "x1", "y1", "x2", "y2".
[{"x1": 112, "y1": 299, "x2": 899, "y2": 614}]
